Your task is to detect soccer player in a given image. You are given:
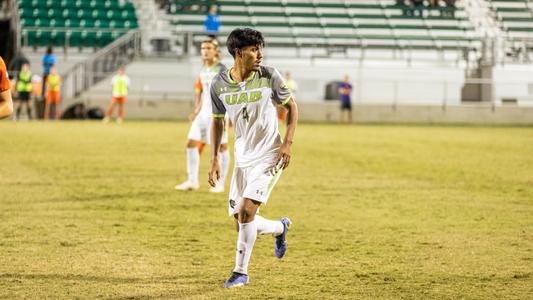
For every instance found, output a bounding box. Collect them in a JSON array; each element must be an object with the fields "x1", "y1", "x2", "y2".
[
  {"x1": 0, "y1": 56, "x2": 13, "y2": 118},
  {"x1": 14, "y1": 63, "x2": 33, "y2": 120},
  {"x1": 44, "y1": 66, "x2": 61, "y2": 120},
  {"x1": 208, "y1": 28, "x2": 298, "y2": 288},
  {"x1": 103, "y1": 67, "x2": 130, "y2": 124},
  {"x1": 339, "y1": 74, "x2": 353, "y2": 124},
  {"x1": 175, "y1": 38, "x2": 230, "y2": 193}
]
